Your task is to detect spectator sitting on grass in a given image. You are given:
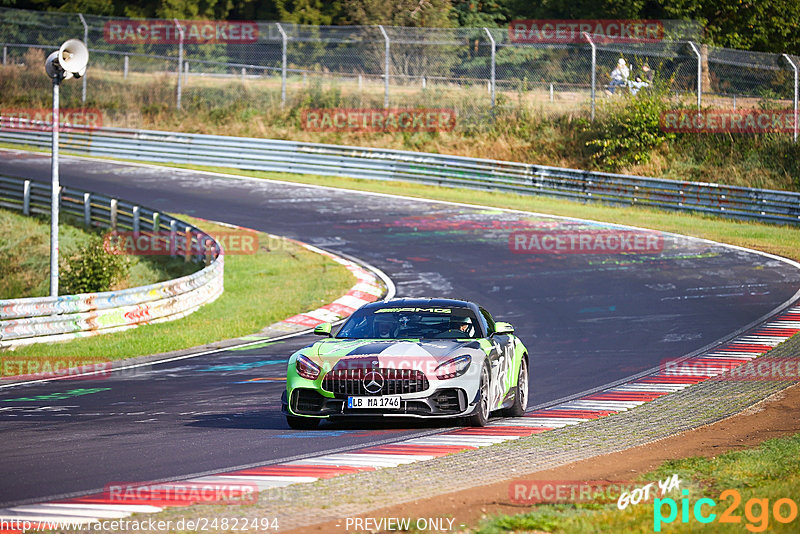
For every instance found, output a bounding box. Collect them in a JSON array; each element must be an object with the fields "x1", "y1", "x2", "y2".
[
  {"x1": 628, "y1": 74, "x2": 649, "y2": 95},
  {"x1": 608, "y1": 58, "x2": 629, "y2": 94}
]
